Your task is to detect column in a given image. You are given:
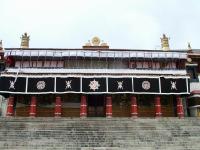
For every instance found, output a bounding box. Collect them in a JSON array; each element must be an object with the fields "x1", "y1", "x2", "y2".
[
  {"x1": 130, "y1": 95, "x2": 138, "y2": 118},
  {"x1": 155, "y1": 96, "x2": 162, "y2": 117},
  {"x1": 80, "y1": 95, "x2": 87, "y2": 118},
  {"x1": 29, "y1": 96, "x2": 37, "y2": 117},
  {"x1": 177, "y1": 96, "x2": 184, "y2": 119},
  {"x1": 6, "y1": 96, "x2": 14, "y2": 117},
  {"x1": 106, "y1": 96, "x2": 112, "y2": 118},
  {"x1": 54, "y1": 96, "x2": 62, "y2": 117}
]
